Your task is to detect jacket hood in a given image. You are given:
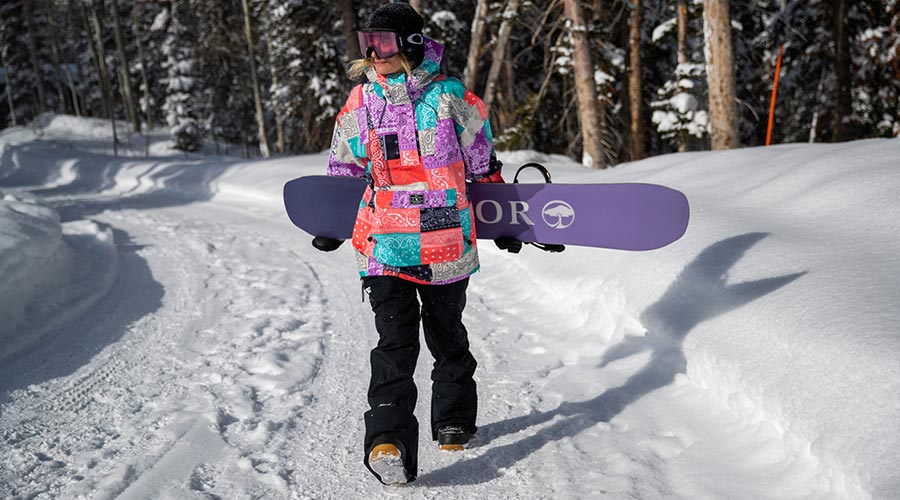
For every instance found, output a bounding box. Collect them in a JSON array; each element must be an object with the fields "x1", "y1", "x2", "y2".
[{"x1": 365, "y1": 37, "x2": 444, "y2": 104}]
